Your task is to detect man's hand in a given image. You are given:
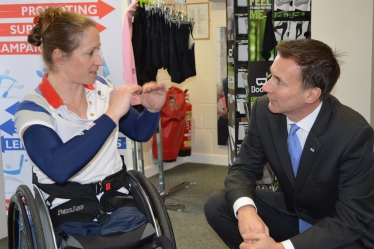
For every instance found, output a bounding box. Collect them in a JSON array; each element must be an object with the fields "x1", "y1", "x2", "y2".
[
  {"x1": 238, "y1": 205, "x2": 269, "y2": 243},
  {"x1": 240, "y1": 233, "x2": 285, "y2": 249}
]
